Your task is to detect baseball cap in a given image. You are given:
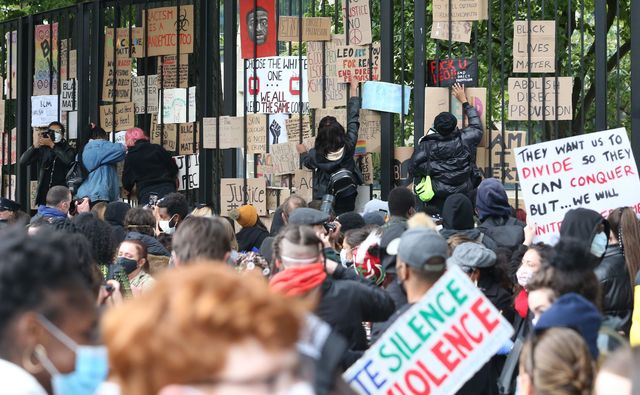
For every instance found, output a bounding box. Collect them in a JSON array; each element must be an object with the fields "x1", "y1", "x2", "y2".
[
  {"x1": 289, "y1": 208, "x2": 329, "y2": 226},
  {"x1": 447, "y1": 242, "x2": 496, "y2": 271},
  {"x1": 386, "y1": 228, "x2": 448, "y2": 272},
  {"x1": 0, "y1": 197, "x2": 20, "y2": 212}
]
